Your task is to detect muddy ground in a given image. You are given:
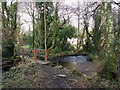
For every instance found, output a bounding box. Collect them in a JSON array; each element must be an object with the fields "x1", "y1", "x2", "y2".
[{"x1": 2, "y1": 61, "x2": 120, "y2": 88}]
